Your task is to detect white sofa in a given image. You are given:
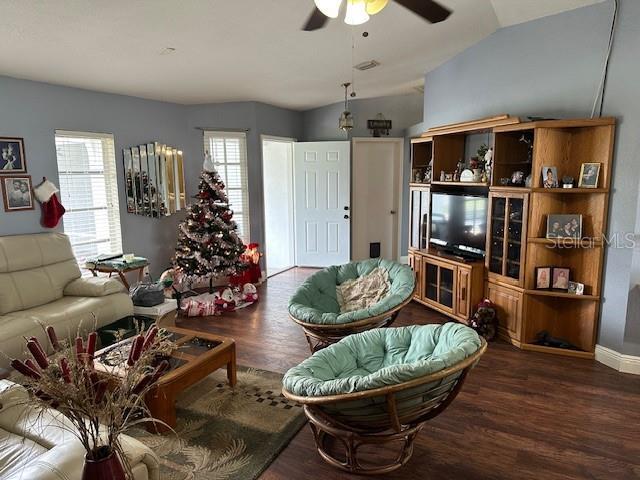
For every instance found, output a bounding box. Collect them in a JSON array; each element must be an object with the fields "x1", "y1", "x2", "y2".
[
  {"x1": 0, "y1": 380, "x2": 159, "y2": 479},
  {"x1": 0, "y1": 233, "x2": 133, "y2": 369}
]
